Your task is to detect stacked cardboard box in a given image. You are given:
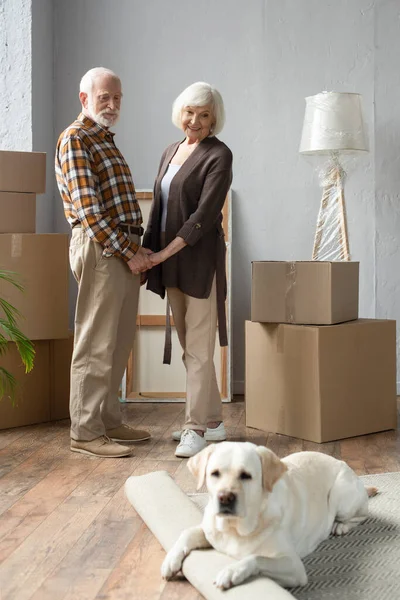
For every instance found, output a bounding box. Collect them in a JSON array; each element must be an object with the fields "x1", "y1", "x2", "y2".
[
  {"x1": 246, "y1": 261, "x2": 397, "y2": 443},
  {"x1": 0, "y1": 151, "x2": 73, "y2": 429}
]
